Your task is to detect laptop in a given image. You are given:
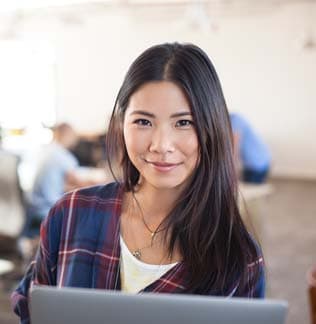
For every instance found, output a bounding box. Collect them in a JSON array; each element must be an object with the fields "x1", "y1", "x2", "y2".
[{"x1": 30, "y1": 286, "x2": 288, "y2": 324}]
